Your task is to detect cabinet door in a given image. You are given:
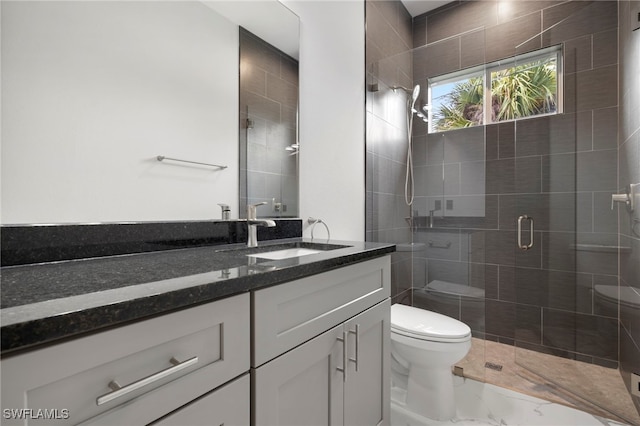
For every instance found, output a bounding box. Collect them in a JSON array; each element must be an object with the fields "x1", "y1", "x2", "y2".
[
  {"x1": 253, "y1": 324, "x2": 345, "y2": 426},
  {"x1": 344, "y1": 299, "x2": 390, "y2": 426},
  {"x1": 152, "y1": 374, "x2": 249, "y2": 426}
]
